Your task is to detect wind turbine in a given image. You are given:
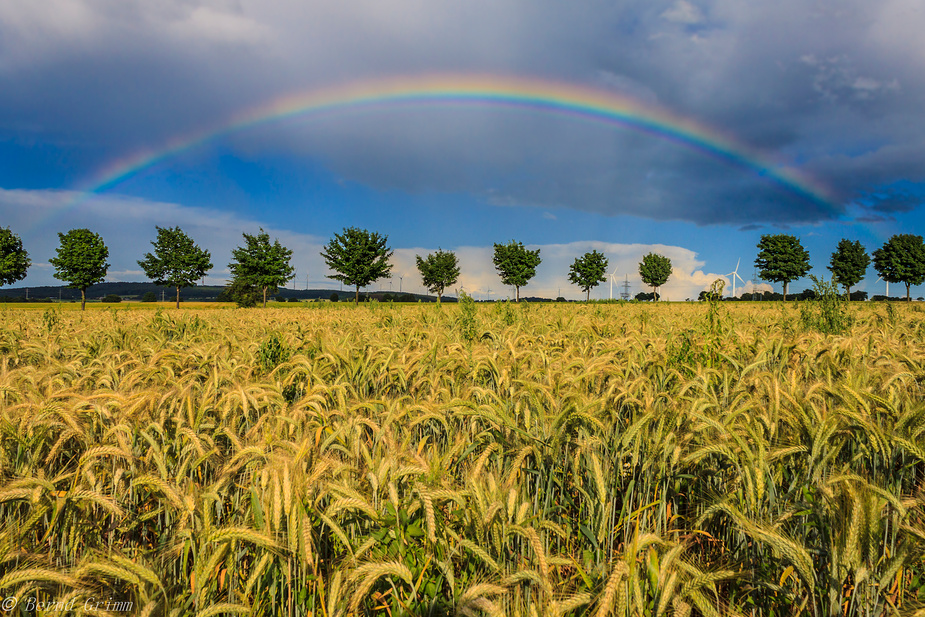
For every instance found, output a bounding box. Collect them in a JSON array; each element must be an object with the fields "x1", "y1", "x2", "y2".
[
  {"x1": 609, "y1": 266, "x2": 620, "y2": 300},
  {"x1": 725, "y1": 259, "x2": 745, "y2": 298}
]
